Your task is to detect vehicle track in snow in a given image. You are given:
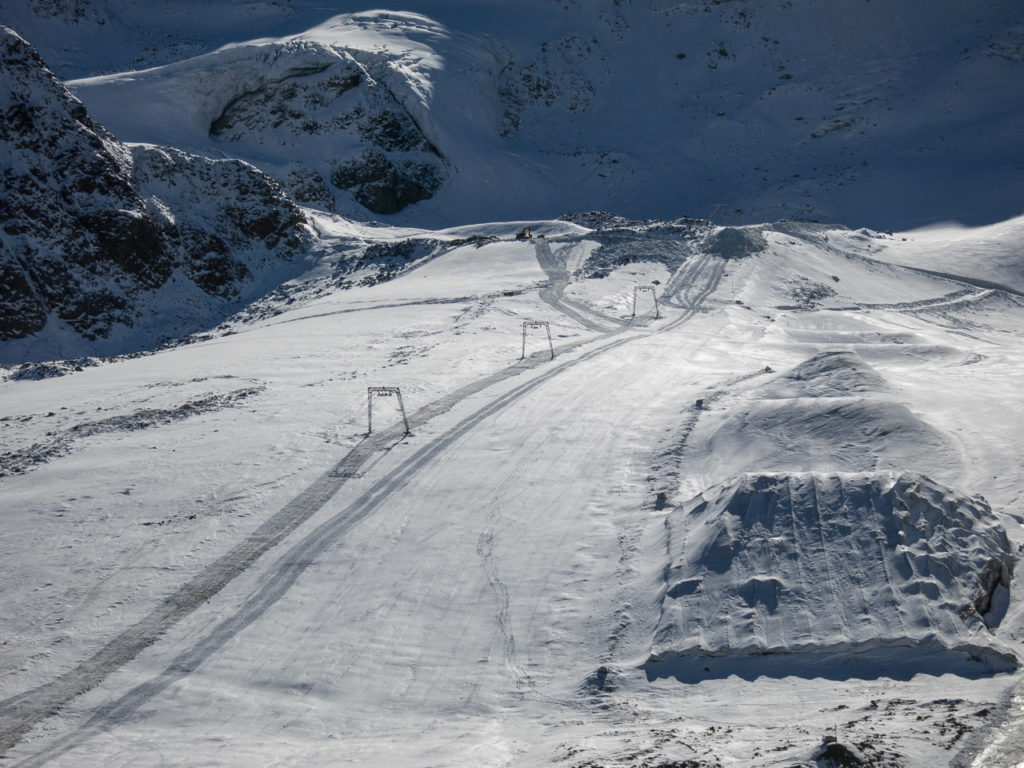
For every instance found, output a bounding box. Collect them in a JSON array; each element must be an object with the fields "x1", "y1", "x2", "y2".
[
  {"x1": 476, "y1": 528, "x2": 535, "y2": 695},
  {"x1": 663, "y1": 253, "x2": 727, "y2": 323},
  {"x1": 0, "y1": 238, "x2": 728, "y2": 763},
  {"x1": 261, "y1": 290, "x2": 534, "y2": 328},
  {"x1": 533, "y1": 239, "x2": 627, "y2": 332},
  {"x1": 6, "y1": 331, "x2": 644, "y2": 767},
  {"x1": 859, "y1": 288, "x2": 992, "y2": 312}
]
